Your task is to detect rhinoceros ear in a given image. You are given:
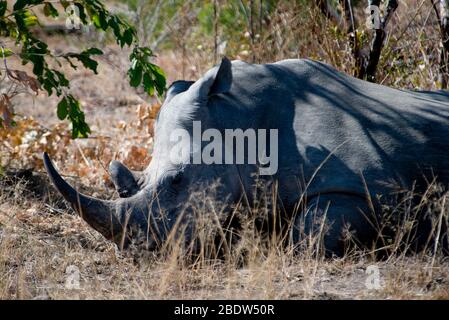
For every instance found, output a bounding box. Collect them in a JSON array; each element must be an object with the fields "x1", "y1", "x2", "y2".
[{"x1": 192, "y1": 57, "x2": 232, "y2": 100}]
